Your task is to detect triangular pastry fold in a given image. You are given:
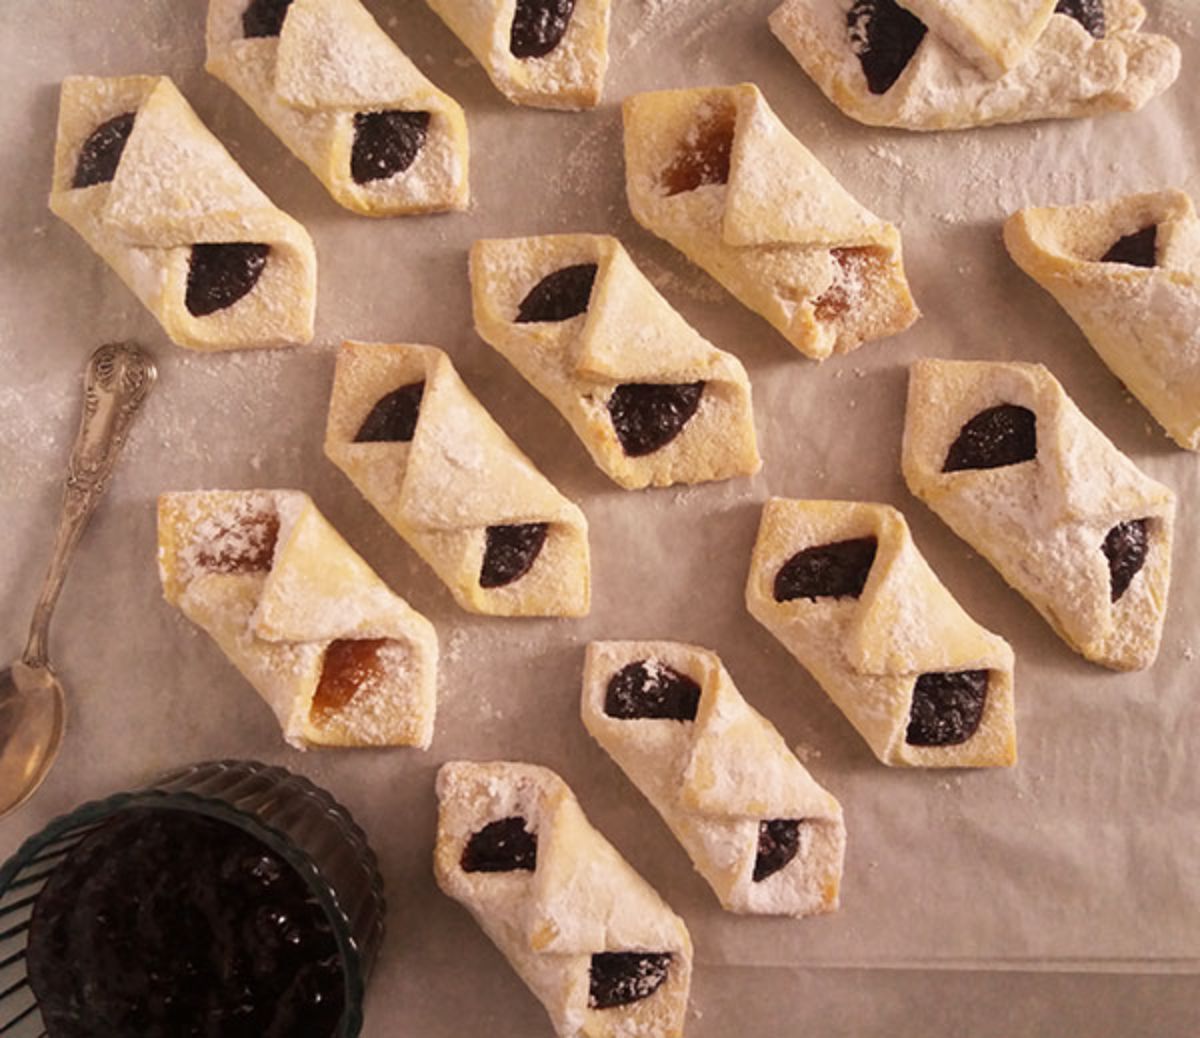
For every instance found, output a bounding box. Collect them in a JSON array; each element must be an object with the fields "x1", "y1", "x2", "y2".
[
  {"x1": 899, "y1": 0, "x2": 1058, "y2": 79},
  {"x1": 434, "y1": 761, "x2": 693, "y2": 1038},
  {"x1": 157, "y1": 489, "x2": 439, "y2": 748},
  {"x1": 622, "y1": 83, "x2": 918, "y2": 360},
  {"x1": 1004, "y1": 189, "x2": 1200, "y2": 451},
  {"x1": 324, "y1": 341, "x2": 591, "y2": 617},
  {"x1": 470, "y1": 234, "x2": 762, "y2": 489},
  {"x1": 746, "y1": 499, "x2": 1017, "y2": 767},
  {"x1": 424, "y1": 0, "x2": 611, "y2": 110},
  {"x1": 49, "y1": 75, "x2": 316, "y2": 351},
  {"x1": 902, "y1": 359, "x2": 1176, "y2": 670},
  {"x1": 769, "y1": 0, "x2": 1181, "y2": 131},
  {"x1": 206, "y1": 0, "x2": 469, "y2": 215},
  {"x1": 582, "y1": 641, "x2": 846, "y2": 916}
]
